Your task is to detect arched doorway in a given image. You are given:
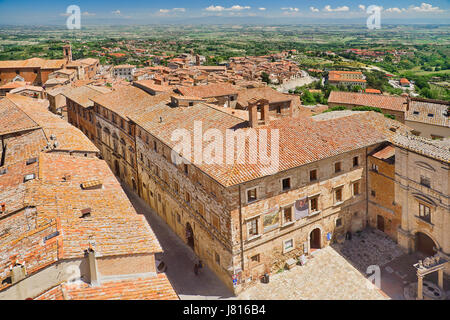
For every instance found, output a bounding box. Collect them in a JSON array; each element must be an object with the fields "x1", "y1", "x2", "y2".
[
  {"x1": 310, "y1": 228, "x2": 321, "y2": 250},
  {"x1": 415, "y1": 232, "x2": 437, "y2": 257},
  {"x1": 186, "y1": 222, "x2": 194, "y2": 250}
]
